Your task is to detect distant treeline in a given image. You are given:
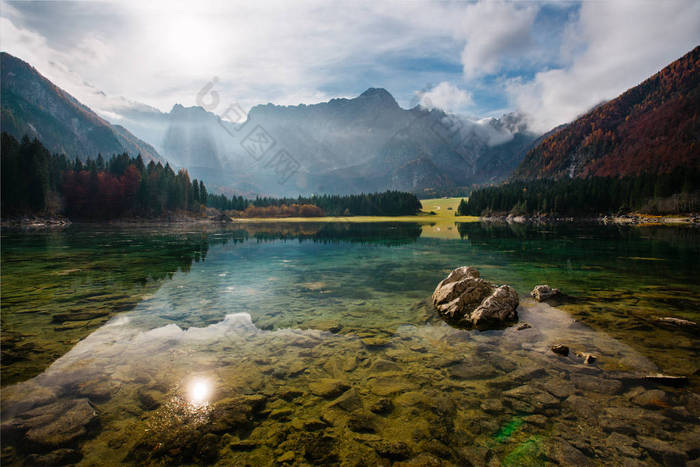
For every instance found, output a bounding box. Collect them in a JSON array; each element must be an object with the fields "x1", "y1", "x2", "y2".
[
  {"x1": 2, "y1": 133, "x2": 423, "y2": 220},
  {"x1": 1, "y1": 133, "x2": 210, "y2": 219},
  {"x1": 246, "y1": 192, "x2": 423, "y2": 216},
  {"x1": 458, "y1": 169, "x2": 700, "y2": 216},
  {"x1": 208, "y1": 191, "x2": 422, "y2": 216},
  {"x1": 194, "y1": 188, "x2": 423, "y2": 217}
]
